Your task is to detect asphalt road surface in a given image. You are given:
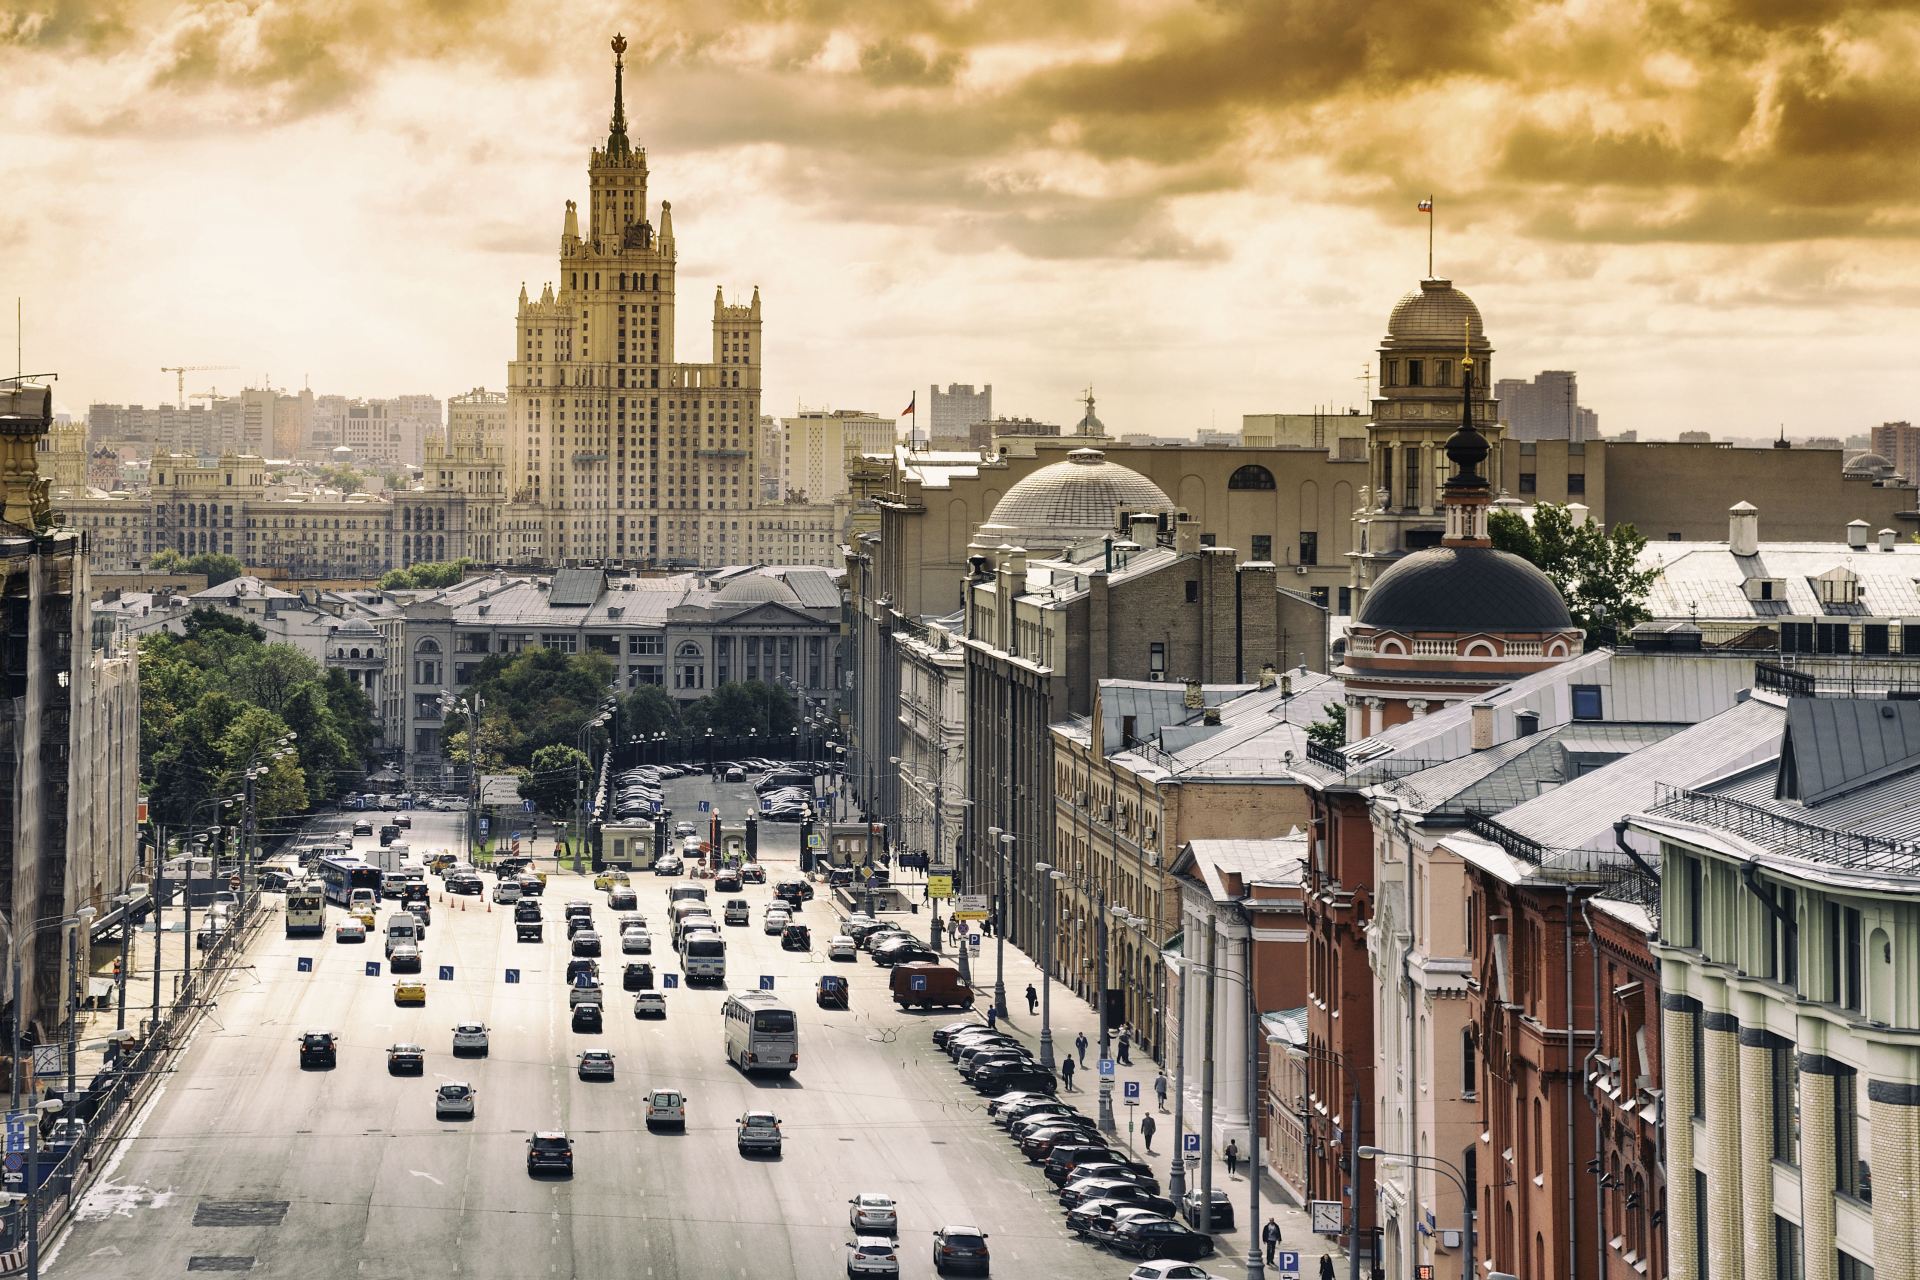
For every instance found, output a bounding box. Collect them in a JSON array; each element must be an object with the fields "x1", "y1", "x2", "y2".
[{"x1": 45, "y1": 776, "x2": 1136, "y2": 1280}]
